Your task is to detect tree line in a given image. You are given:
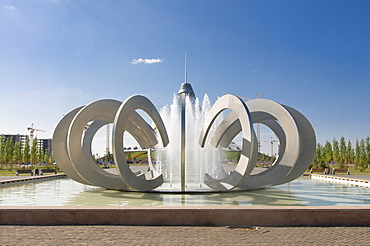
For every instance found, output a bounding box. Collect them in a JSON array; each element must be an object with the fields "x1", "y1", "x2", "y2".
[
  {"x1": 313, "y1": 136, "x2": 370, "y2": 172},
  {"x1": 0, "y1": 135, "x2": 54, "y2": 170},
  {"x1": 1, "y1": 133, "x2": 368, "y2": 172}
]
